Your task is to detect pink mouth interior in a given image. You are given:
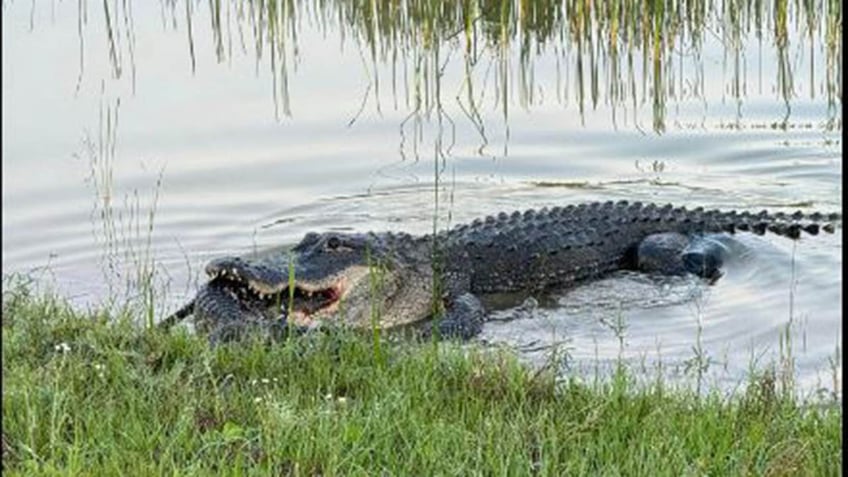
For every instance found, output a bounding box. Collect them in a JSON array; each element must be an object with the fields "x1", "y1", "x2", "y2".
[{"x1": 285, "y1": 282, "x2": 345, "y2": 325}]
